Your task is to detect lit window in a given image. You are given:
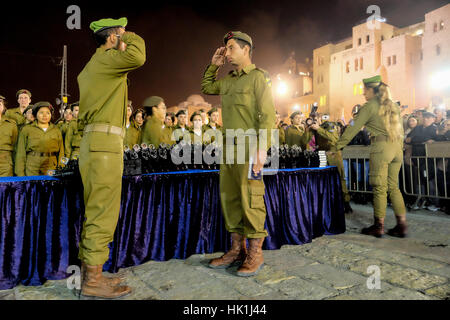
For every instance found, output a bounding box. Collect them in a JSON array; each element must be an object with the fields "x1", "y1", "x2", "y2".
[
  {"x1": 366, "y1": 35, "x2": 370, "y2": 43},
  {"x1": 387, "y1": 56, "x2": 391, "y2": 66},
  {"x1": 393, "y1": 55, "x2": 396, "y2": 65},
  {"x1": 436, "y1": 45, "x2": 441, "y2": 56},
  {"x1": 354, "y1": 59, "x2": 358, "y2": 71},
  {"x1": 353, "y1": 84, "x2": 358, "y2": 96},
  {"x1": 359, "y1": 83, "x2": 364, "y2": 95},
  {"x1": 360, "y1": 57, "x2": 364, "y2": 70},
  {"x1": 346, "y1": 61, "x2": 350, "y2": 73},
  {"x1": 358, "y1": 38, "x2": 362, "y2": 46},
  {"x1": 381, "y1": 35, "x2": 385, "y2": 41},
  {"x1": 440, "y1": 20, "x2": 444, "y2": 30}
]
